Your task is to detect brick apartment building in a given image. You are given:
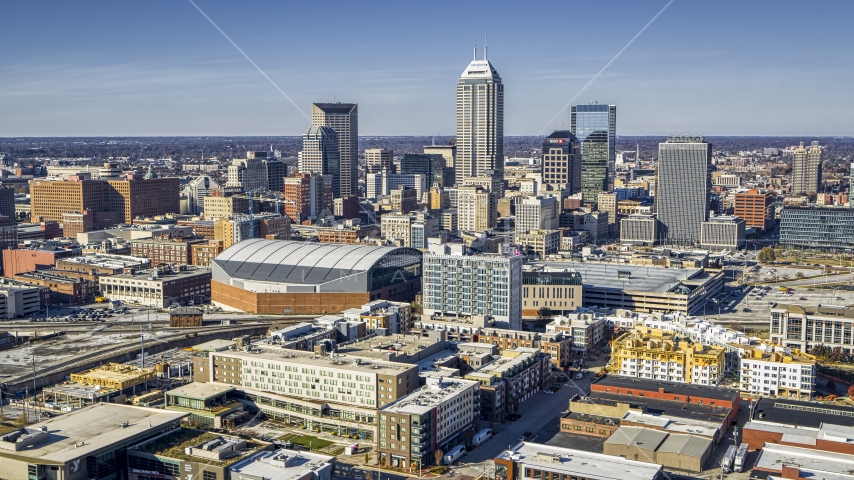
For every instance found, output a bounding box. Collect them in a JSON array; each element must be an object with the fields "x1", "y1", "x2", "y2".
[{"x1": 130, "y1": 238, "x2": 208, "y2": 265}]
